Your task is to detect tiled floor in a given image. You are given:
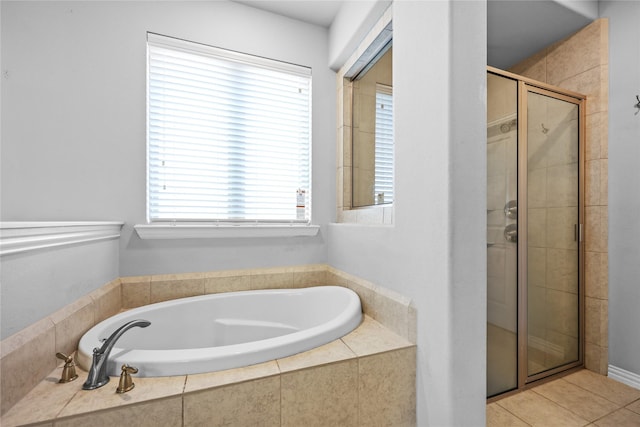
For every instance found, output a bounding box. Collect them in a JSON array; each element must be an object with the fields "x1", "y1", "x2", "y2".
[{"x1": 487, "y1": 369, "x2": 640, "y2": 426}]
